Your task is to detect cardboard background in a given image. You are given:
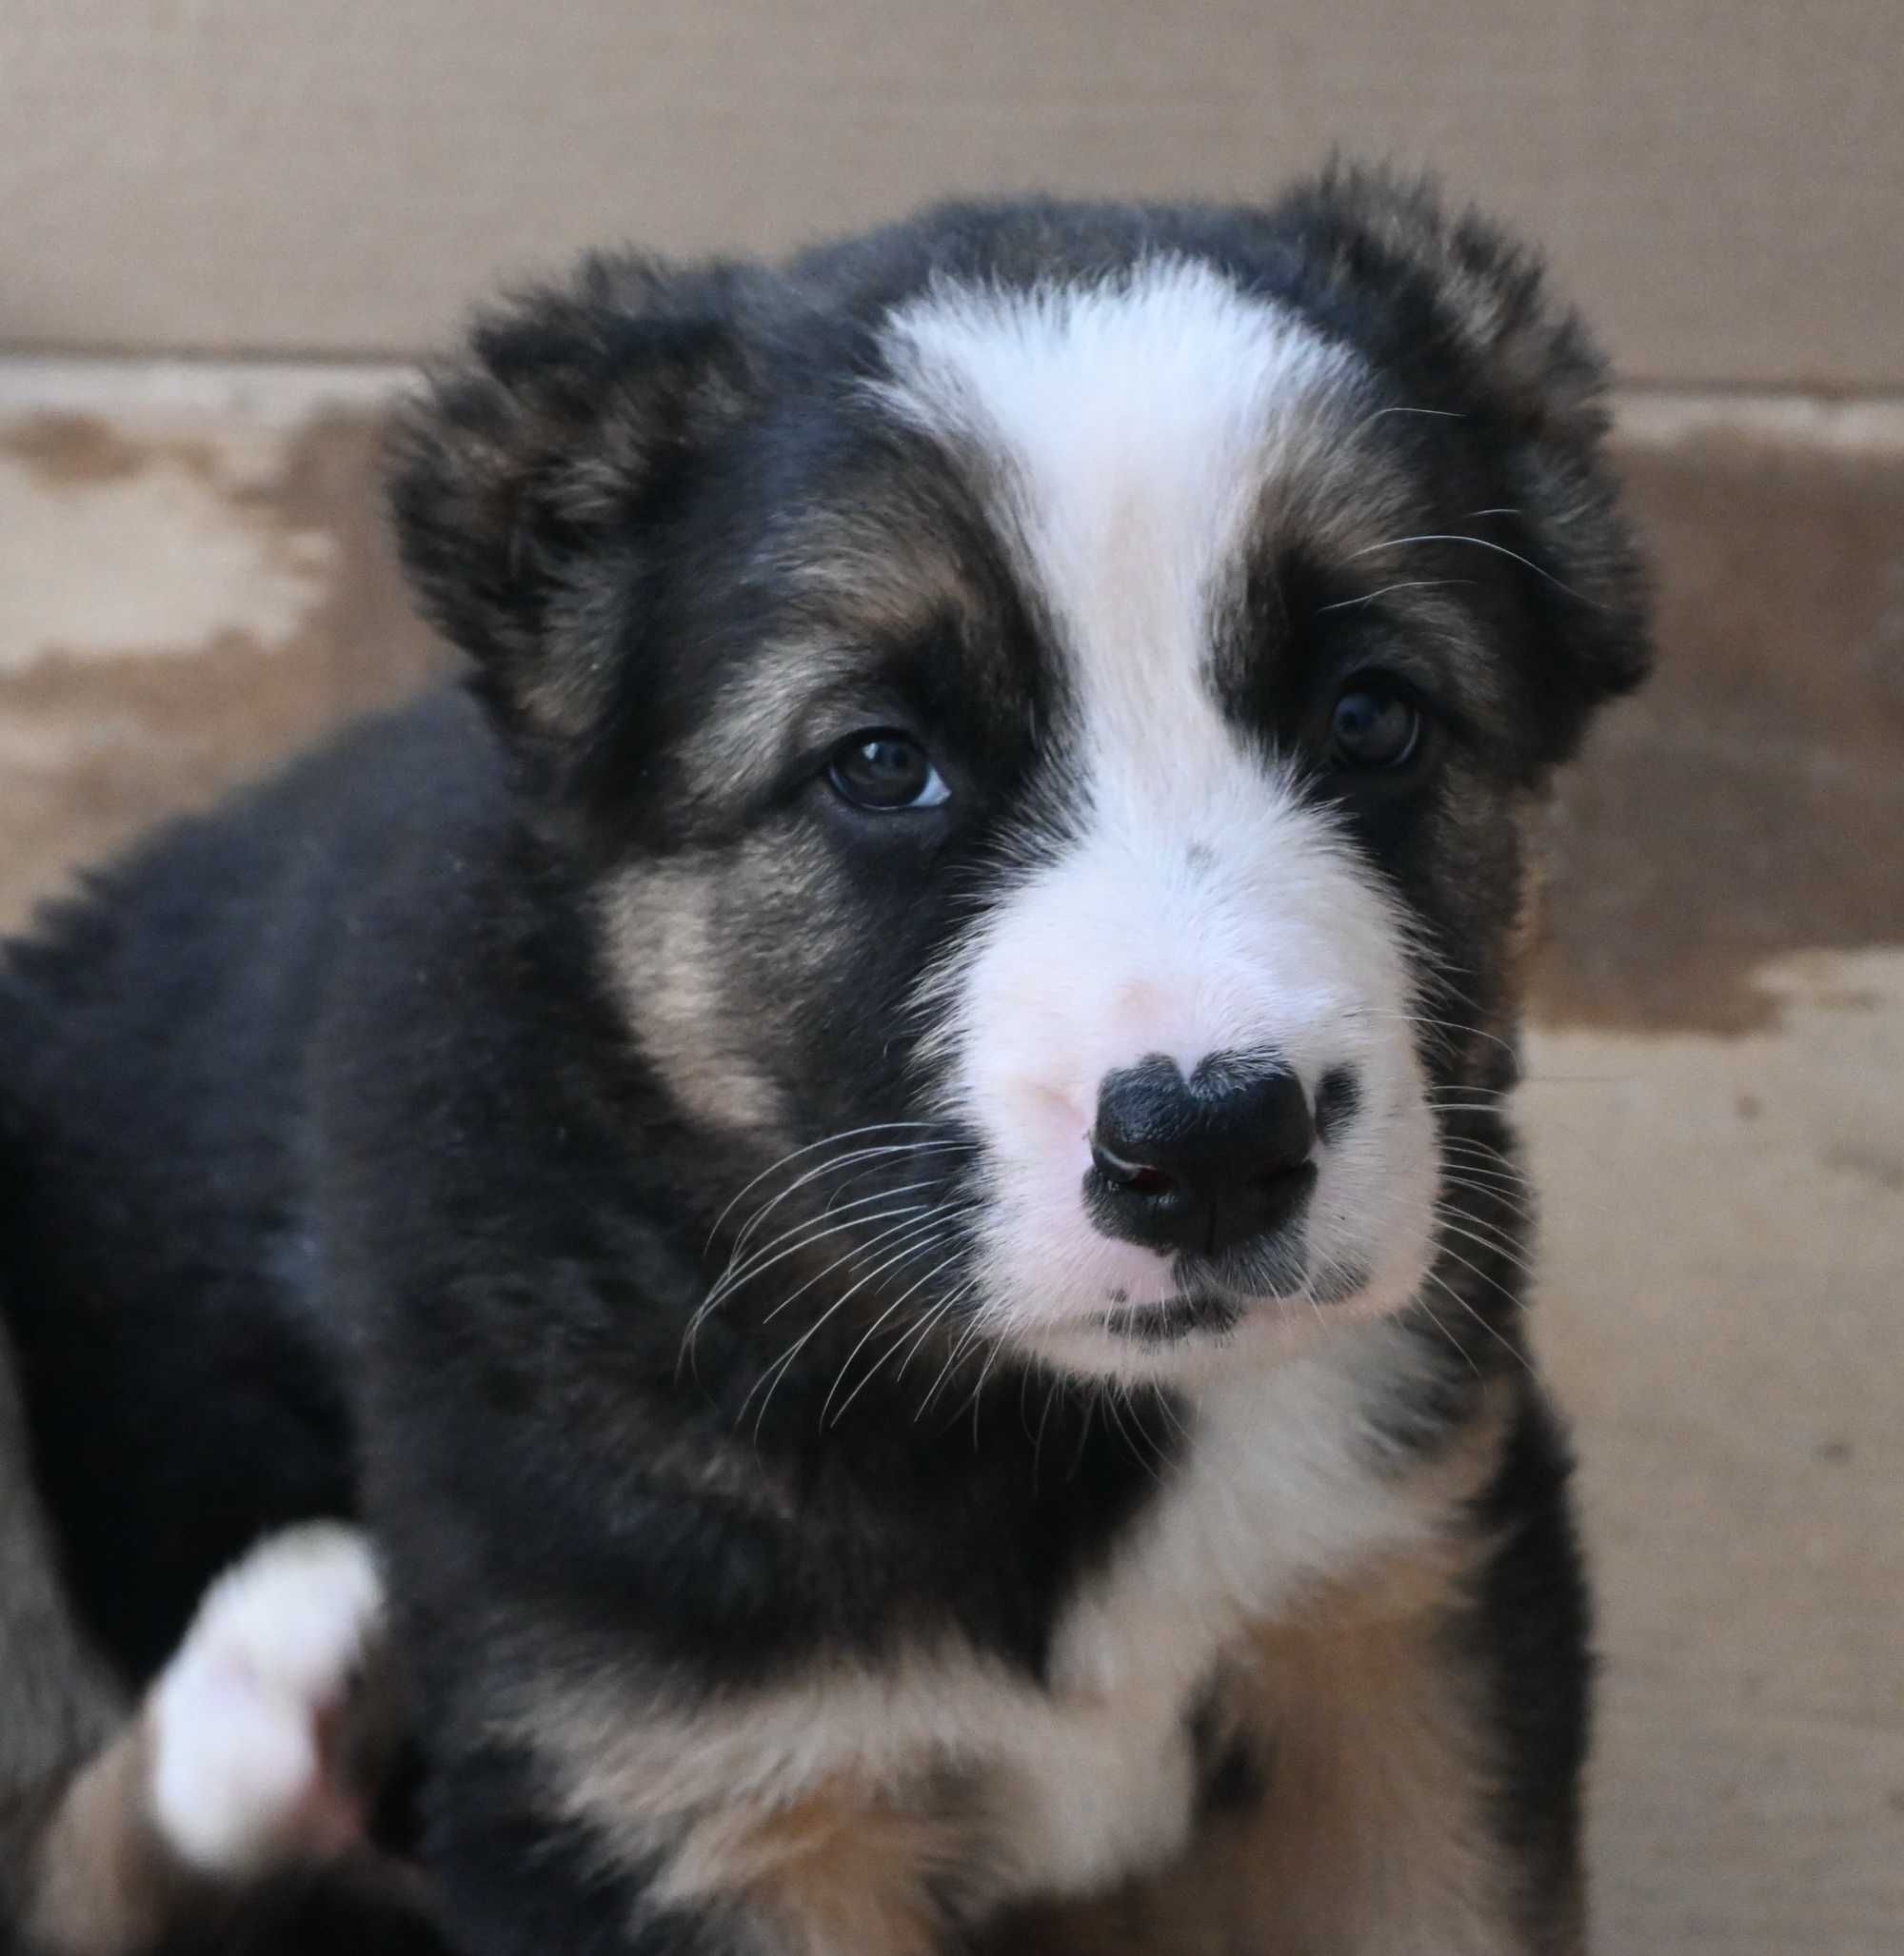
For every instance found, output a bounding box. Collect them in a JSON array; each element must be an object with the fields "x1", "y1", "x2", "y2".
[{"x1": 4, "y1": 0, "x2": 1900, "y2": 387}]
